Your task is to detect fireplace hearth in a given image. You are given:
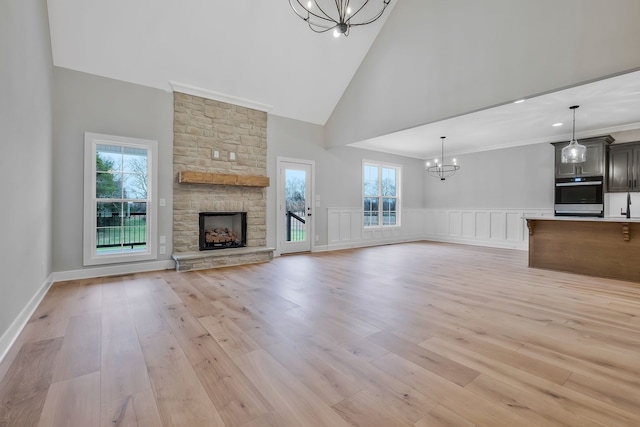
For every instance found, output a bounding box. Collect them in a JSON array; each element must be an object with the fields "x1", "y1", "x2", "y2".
[{"x1": 199, "y1": 212, "x2": 247, "y2": 250}]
